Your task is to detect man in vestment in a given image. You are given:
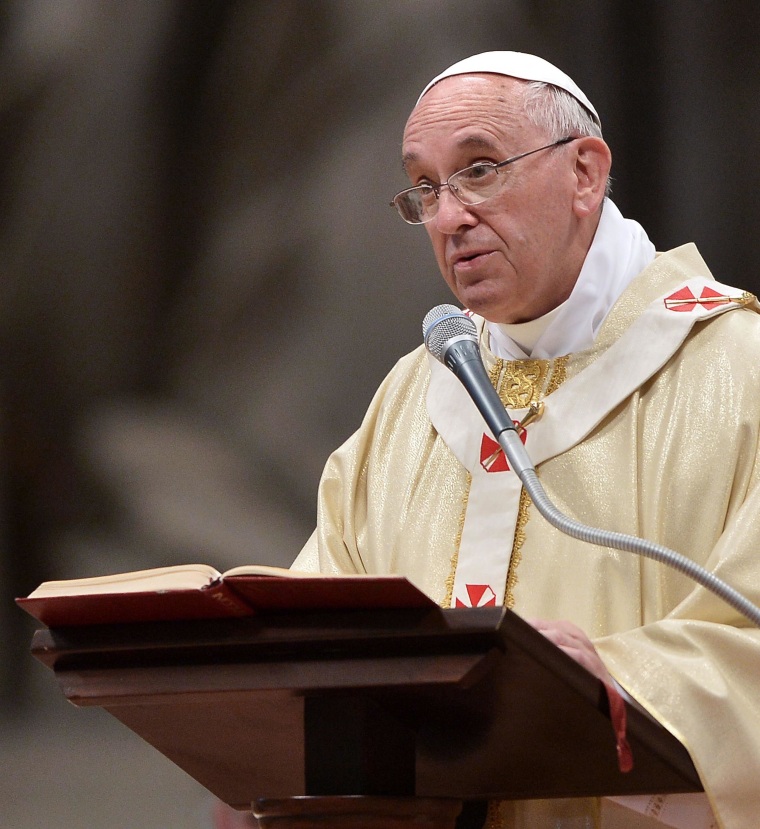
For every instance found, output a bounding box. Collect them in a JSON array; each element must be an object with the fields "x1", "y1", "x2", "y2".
[{"x1": 292, "y1": 52, "x2": 760, "y2": 829}]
